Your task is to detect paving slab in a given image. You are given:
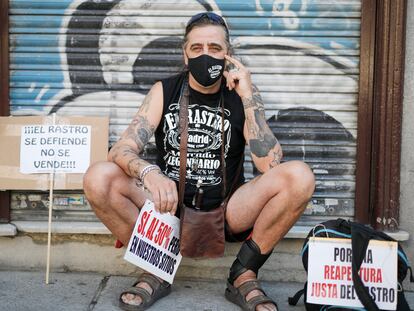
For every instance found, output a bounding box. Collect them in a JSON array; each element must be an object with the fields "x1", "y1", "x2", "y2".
[
  {"x1": 0, "y1": 271, "x2": 413, "y2": 311},
  {"x1": 93, "y1": 276, "x2": 414, "y2": 311},
  {"x1": 93, "y1": 276, "x2": 306, "y2": 311},
  {"x1": 0, "y1": 271, "x2": 103, "y2": 311}
]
